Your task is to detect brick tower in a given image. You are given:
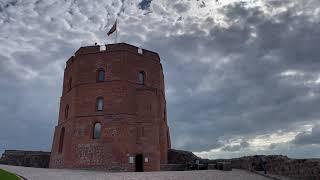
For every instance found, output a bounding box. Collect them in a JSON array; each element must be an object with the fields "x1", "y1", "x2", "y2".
[{"x1": 49, "y1": 43, "x2": 170, "y2": 171}]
